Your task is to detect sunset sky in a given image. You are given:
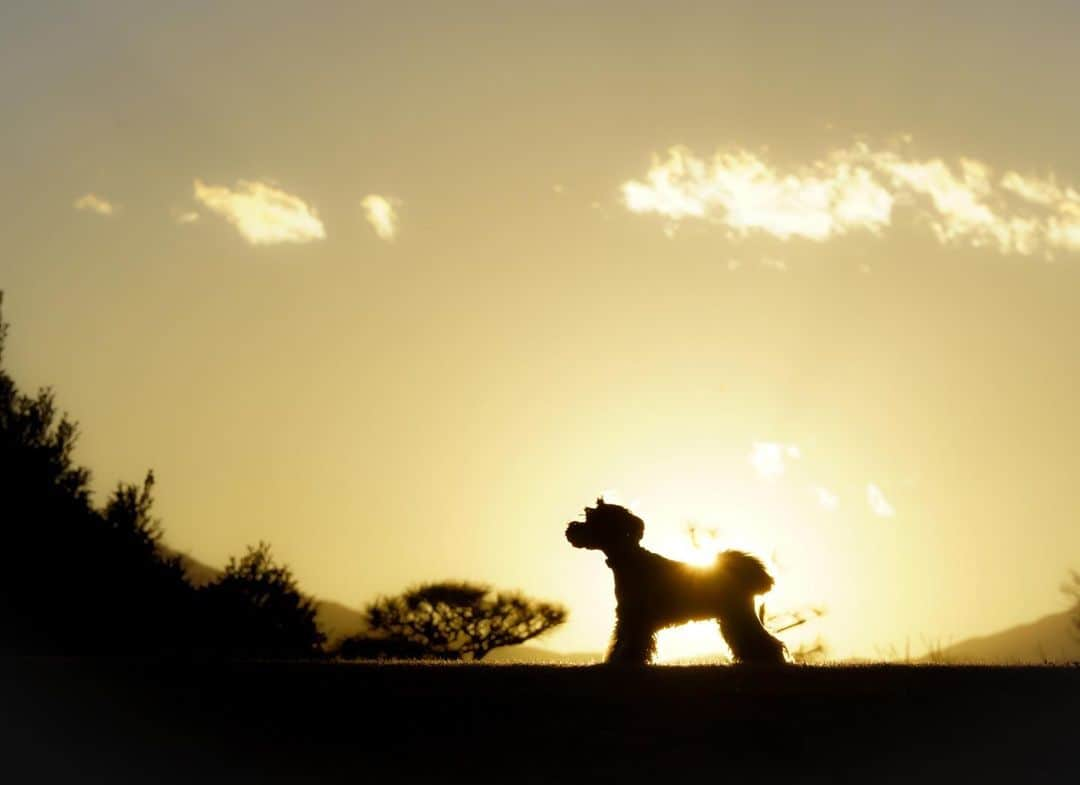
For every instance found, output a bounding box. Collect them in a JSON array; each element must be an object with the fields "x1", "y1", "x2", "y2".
[{"x1": 4, "y1": 1, "x2": 1080, "y2": 660}]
